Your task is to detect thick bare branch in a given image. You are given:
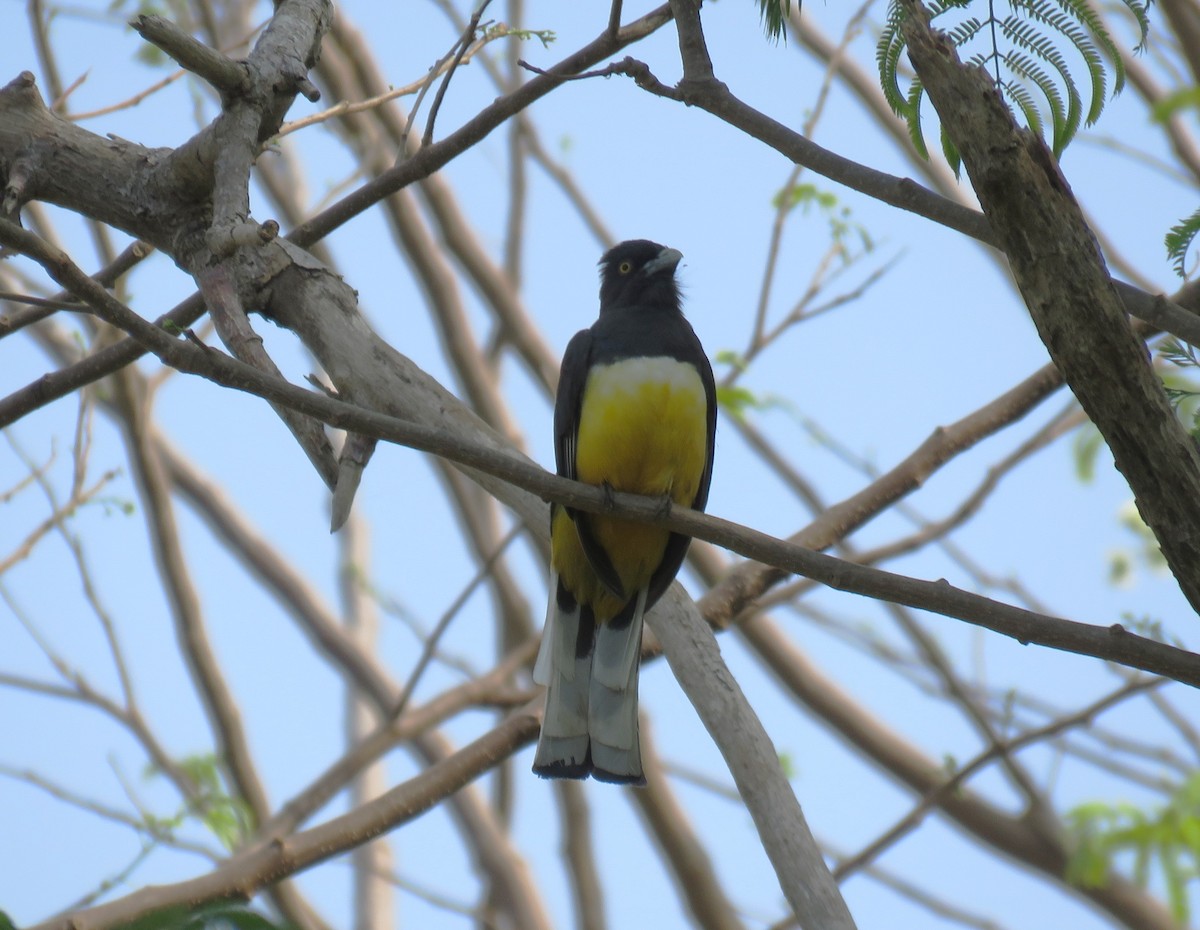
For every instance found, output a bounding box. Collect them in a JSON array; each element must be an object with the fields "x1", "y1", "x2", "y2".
[
  {"x1": 738, "y1": 614, "x2": 1179, "y2": 930},
  {"x1": 631, "y1": 725, "x2": 747, "y2": 930},
  {"x1": 130, "y1": 15, "x2": 247, "y2": 97},
  {"x1": 553, "y1": 781, "x2": 607, "y2": 930}
]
